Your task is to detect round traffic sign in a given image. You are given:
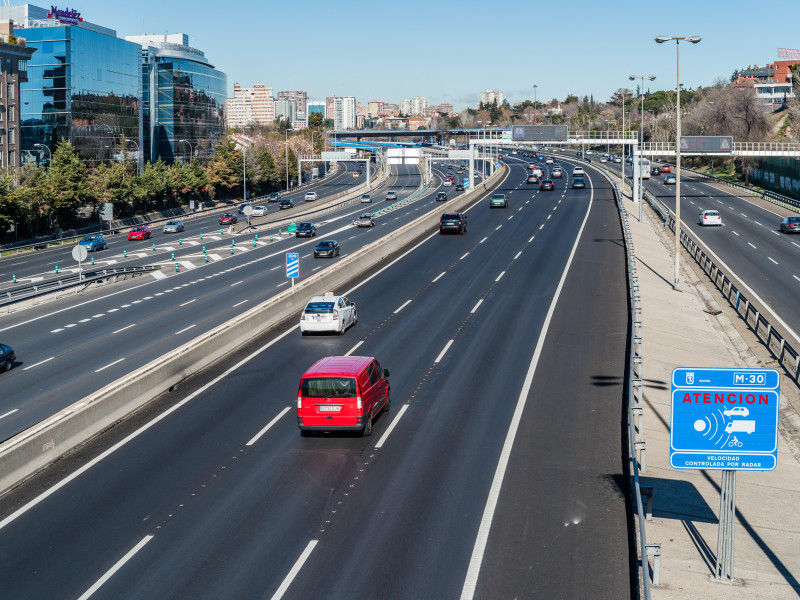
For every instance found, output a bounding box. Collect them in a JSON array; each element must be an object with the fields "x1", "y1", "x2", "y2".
[
  {"x1": 243, "y1": 205, "x2": 253, "y2": 216},
  {"x1": 72, "y1": 245, "x2": 88, "y2": 263}
]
